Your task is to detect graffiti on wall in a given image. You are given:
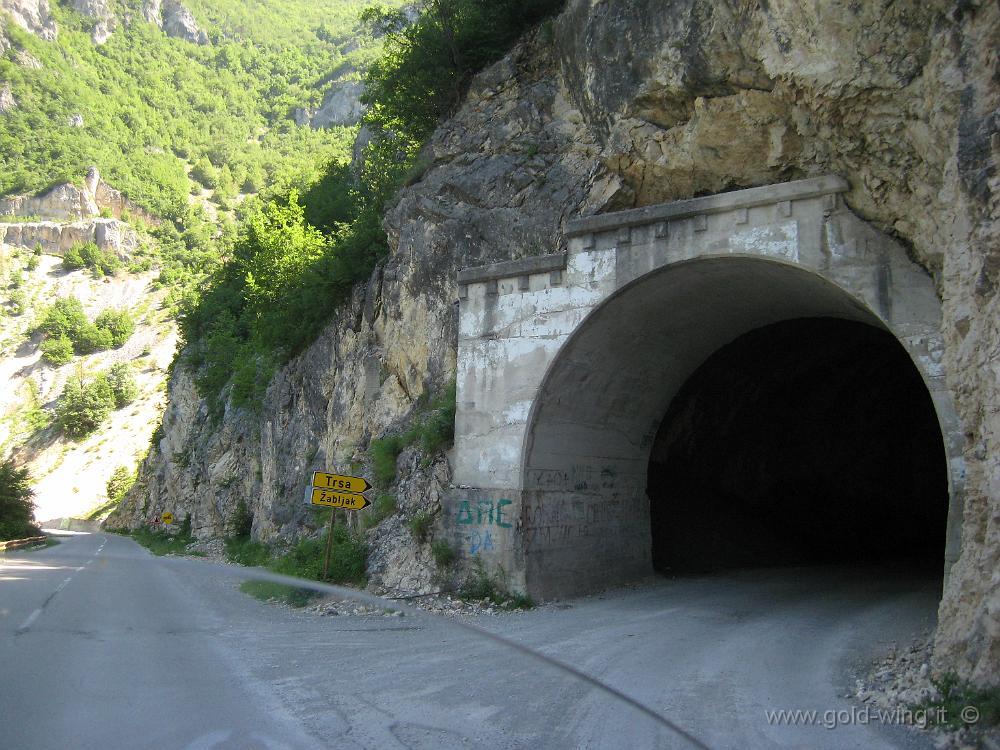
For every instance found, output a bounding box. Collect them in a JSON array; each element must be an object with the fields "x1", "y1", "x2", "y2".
[{"x1": 456, "y1": 498, "x2": 512, "y2": 555}]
